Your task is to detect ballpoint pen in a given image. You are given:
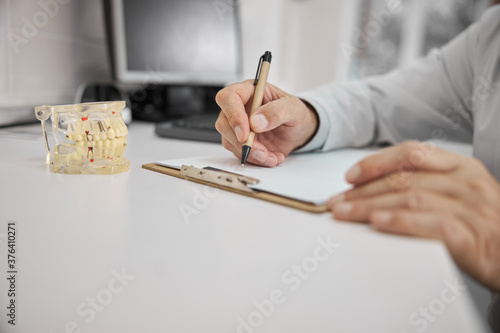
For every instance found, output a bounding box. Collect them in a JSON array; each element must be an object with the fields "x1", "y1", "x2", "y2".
[{"x1": 241, "y1": 51, "x2": 272, "y2": 166}]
